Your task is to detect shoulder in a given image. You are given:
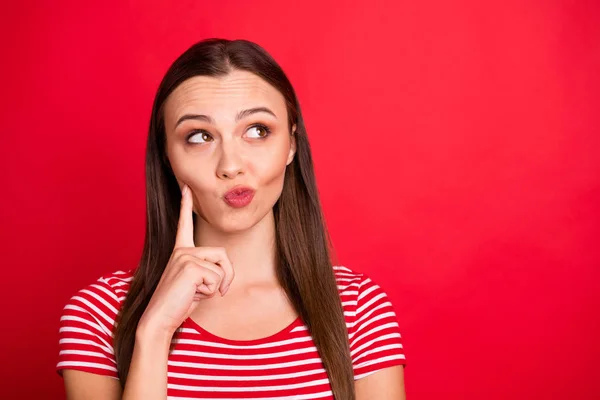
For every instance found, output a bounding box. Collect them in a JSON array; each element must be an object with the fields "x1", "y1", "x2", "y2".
[
  {"x1": 61, "y1": 269, "x2": 134, "y2": 328},
  {"x1": 57, "y1": 270, "x2": 134, "y2": 378},
  {"x1": 333, "y1": 265, "x2": 391, "y2": 304},
  {"x1": 333, "y1": 265, "x2": 406, "y2": 378},
  {"x1": 96, "y1": 269, "x2": 135, "y2": 301},
  {"x1": 334, "y1": 265, "x2": 398, "y2": 324},
  {"x1": 333, "y1": 265, "x2": 365, "y2": 289},
  {"x1": 71, "y1": 269, "x2": 134, "y2": 304}
]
